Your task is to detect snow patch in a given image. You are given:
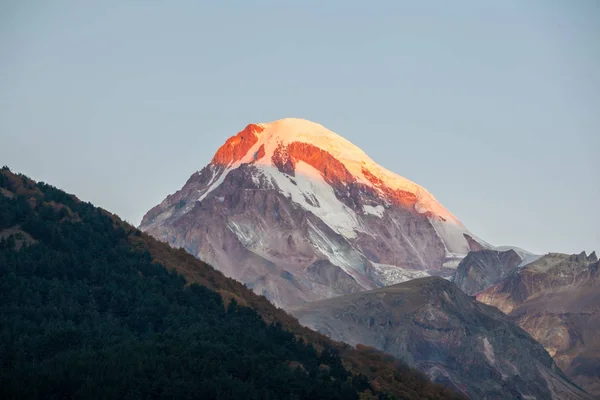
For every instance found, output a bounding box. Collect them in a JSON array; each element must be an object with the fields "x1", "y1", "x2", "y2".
[
  {"x1": 442, "y1": 256, "x2": 464, "y2": 269},
  {"x1": 429, "y1": 217, "x2": 472, "y2": 256},
  {"x1": 482, "y1": 337, "x2": 496, "y2": 365},
  {"x1": 227, "y1": 219, "x2": 256, "y2": 247},
  {"x1": 363, "y1": 204, "x2": 385, "y2": 217},
  {"x1": 370, "y1": 263, "x2": 430, "y2": 286},
  {"x1": 307, "y1": 220, "x2": 369, "y2": 287},
  {"x1": 198, "y1": 131, "x2": 268, "y2": 202},
  {"x1": 251, "y1": 170, "x2": 261, "y2": 186},
  {"x1": 256, "y1": 162, "x2": 362, "y2": 239},
  {"x1": 197, "y1": 168, "x2": 231, "y2": 202},
  {"x1": 226, "y1": 219, "x2": 274, "y2": 259}
]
